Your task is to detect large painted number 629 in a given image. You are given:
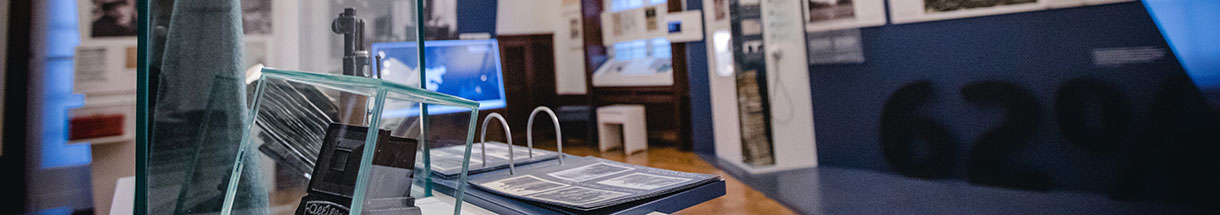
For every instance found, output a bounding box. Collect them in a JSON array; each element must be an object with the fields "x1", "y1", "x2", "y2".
[
  {"x1": 960, "y1": 81, "x2": 1053, "y2": 191},
  {"x1": 879, "y1": 81, "x2": 1053, "y2": 190},
  {"x1": 879, "y1": 81, "x2": 956, "y2": 179}
]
